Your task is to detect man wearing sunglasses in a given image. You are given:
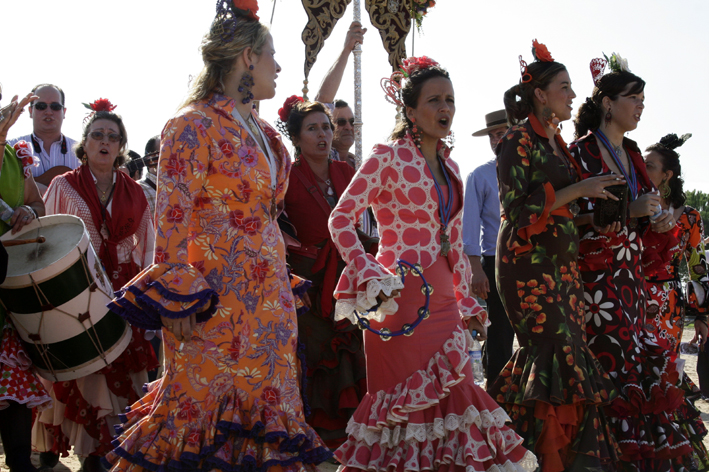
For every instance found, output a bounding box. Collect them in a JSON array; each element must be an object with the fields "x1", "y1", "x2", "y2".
[{"x1": 9, "y1": 84, "x2": 79, "y2": 195}]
